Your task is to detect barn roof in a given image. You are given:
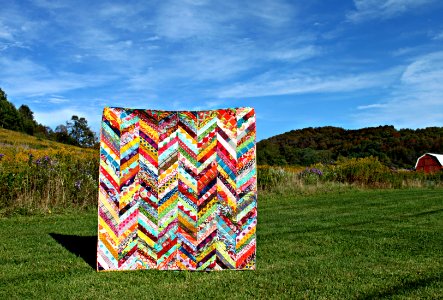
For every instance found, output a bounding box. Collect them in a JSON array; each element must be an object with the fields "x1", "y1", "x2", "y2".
[{"x1": 415, "y1": 153, "x2": 443, "y2": 169}]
